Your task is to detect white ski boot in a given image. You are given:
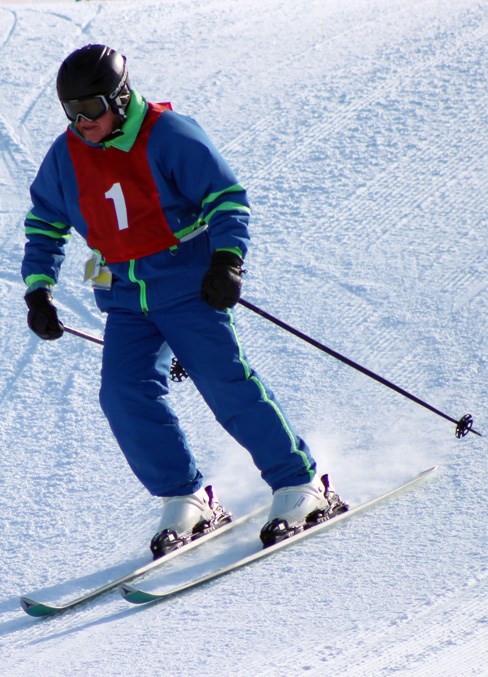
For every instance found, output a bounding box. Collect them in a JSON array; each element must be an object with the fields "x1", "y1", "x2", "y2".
[
  {"x1": 260, "y1": 474, "x2": 348, "y2": 547},
  {"x1": 150, "y1": 486, "x2": 232, "y2": 559}
]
